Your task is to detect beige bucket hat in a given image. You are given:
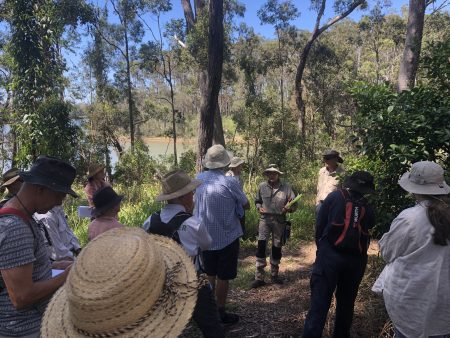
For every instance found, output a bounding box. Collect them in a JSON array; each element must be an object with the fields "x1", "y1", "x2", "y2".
[
  {"x1": 87, "y1": 164, "x2": 105, "y2": 179},
  {"x1": 229, "y1": 156, "x2": 244, "y2": 168},
  {"x1": 155, "y1": 170, "x2": 202, "y2": 202},
  {"x1": 263, "y1": 164, "x2": 284, "y2": 175},
  {"x1": 399, "y1": 161, "x2": 450, "y2": 195},
  {"x1": 41, "y1": 227, "x2": 197, "y2": 338},
  {"x1": 322, "y1": 149, "x2": 344, "y2": 163},
  {"x1": 202, "y1": 144, "x2": 231, "y2": 169},
  {"x1": 1, "y1": 168, "x2": 21, "y2": 188}
]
